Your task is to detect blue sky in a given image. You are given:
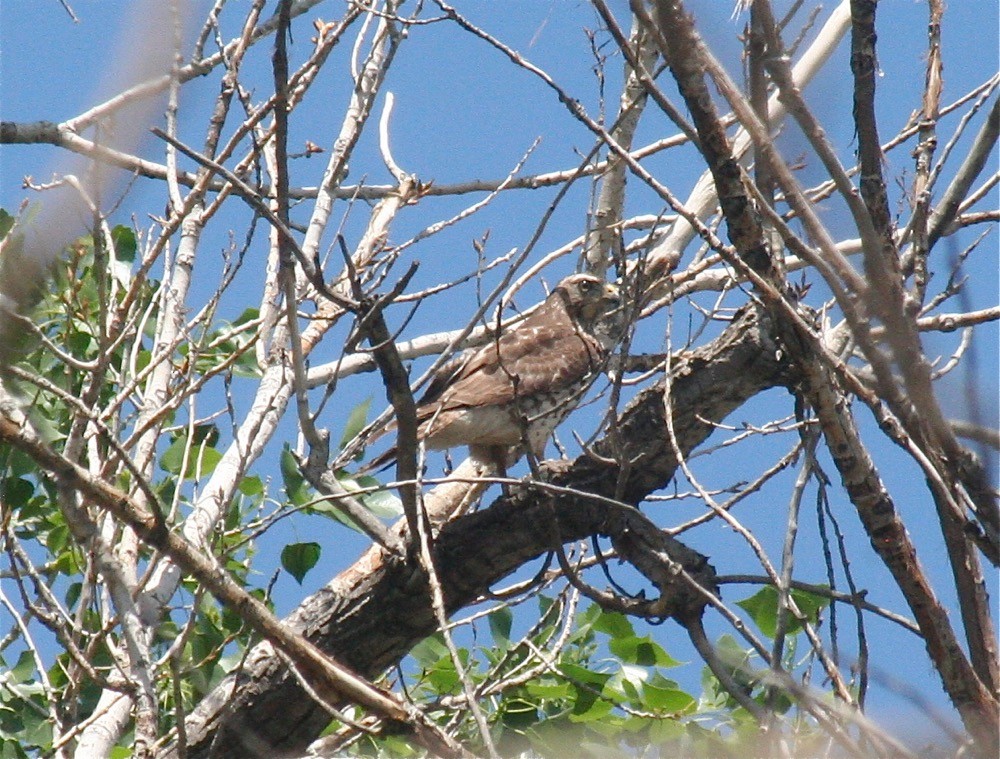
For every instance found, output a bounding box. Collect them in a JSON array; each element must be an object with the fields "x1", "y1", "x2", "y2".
[{"x1": 1, "y1": 0, "x2": 998, "y2": 749}]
